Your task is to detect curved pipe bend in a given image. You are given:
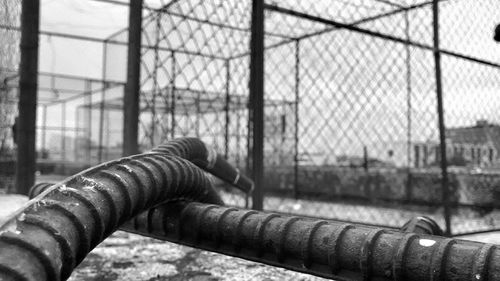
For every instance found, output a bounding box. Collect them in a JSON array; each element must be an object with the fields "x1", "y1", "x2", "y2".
[
  {"x1": 152, "y1": 137, "x2": 253, "y2": 194},
  {"x1": 0, "y1": 151, "x2": 222, "y2": 281}
]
